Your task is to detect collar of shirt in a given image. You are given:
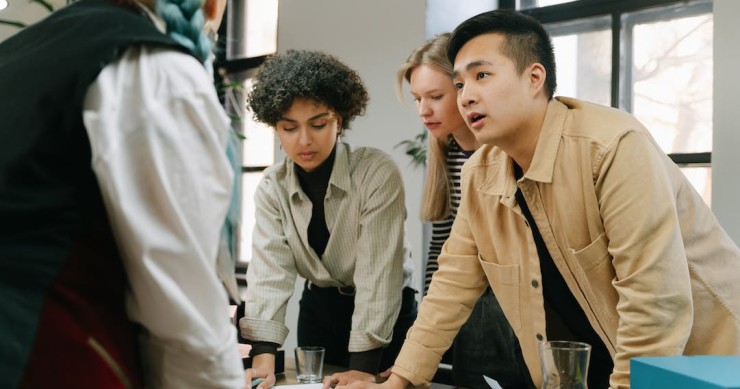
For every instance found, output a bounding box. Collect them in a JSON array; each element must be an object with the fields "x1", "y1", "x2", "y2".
[
  {"x1": 472, "y1": 98, "x2": 569, "y2": 207},
  {"x1": 287, "y1": 142, "x2": 353, "y2": 200}
]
